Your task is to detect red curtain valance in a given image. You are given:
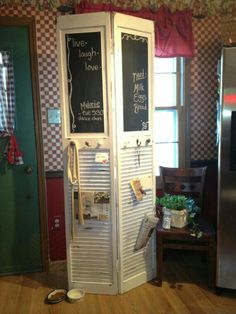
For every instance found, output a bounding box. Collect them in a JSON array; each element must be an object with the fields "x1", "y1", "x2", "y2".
[{"x1": 76, "y1": 1, "x2": 195, "y2": 58}]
